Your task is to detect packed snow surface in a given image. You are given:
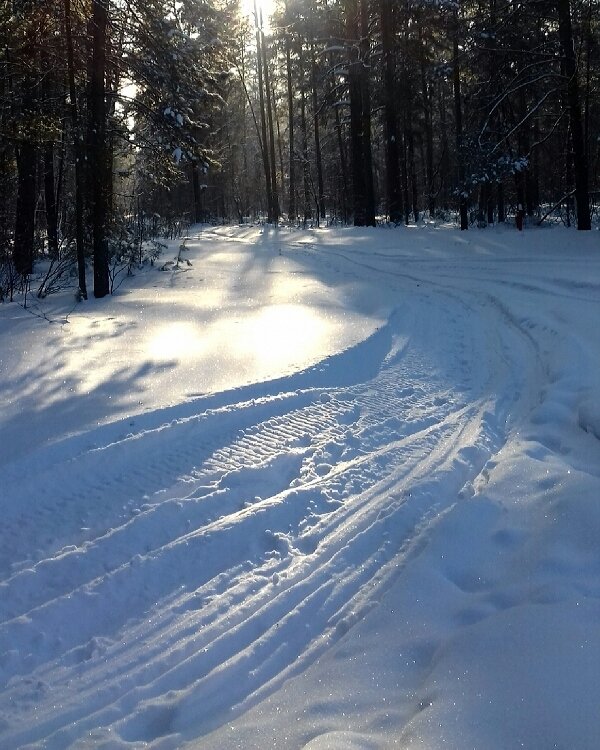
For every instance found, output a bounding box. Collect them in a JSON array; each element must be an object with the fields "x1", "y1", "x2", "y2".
[{"x1": 1, "y1": 224, "x2": 599, "y2": 749}]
